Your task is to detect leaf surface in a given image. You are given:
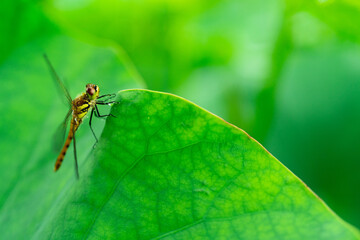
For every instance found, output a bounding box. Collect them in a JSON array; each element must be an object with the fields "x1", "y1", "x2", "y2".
[{"x1": 36, "y1": 90, "x2": 360, "y2": 239}]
